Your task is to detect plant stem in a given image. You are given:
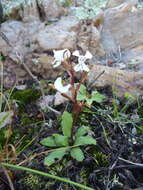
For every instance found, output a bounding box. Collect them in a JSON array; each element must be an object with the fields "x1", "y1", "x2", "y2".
[{"x1": 0, "y1": 163, "x2": 94, "y2": 190}]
